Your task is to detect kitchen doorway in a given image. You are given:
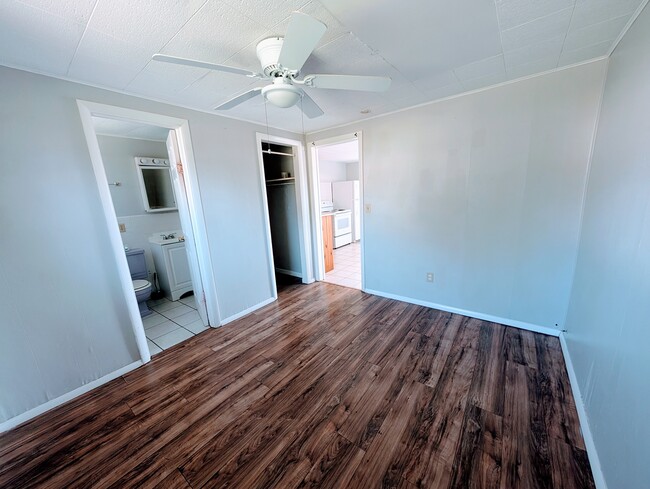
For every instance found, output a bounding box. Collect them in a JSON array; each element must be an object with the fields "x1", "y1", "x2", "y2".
[
  {"x1": 309, "y1": 133, "x2": 364, "y2": 290},
  {"x1": 78, "y1": 101, "x2": 219, "y2": 363}
]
